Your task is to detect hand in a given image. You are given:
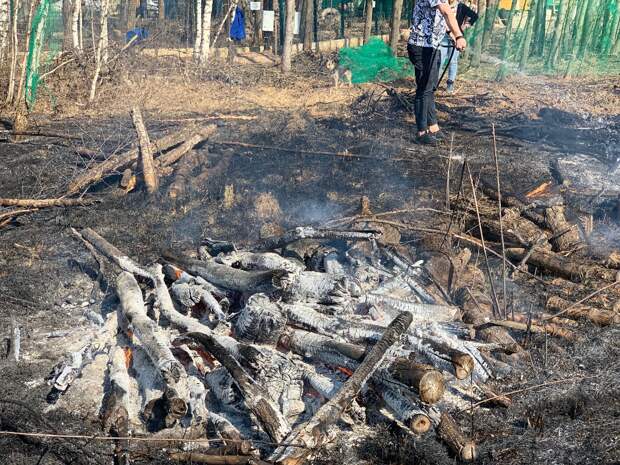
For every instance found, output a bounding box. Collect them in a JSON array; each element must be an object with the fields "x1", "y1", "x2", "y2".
[{"x1": 455, "y1": 36, "x2": 467, "y2": 51}]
